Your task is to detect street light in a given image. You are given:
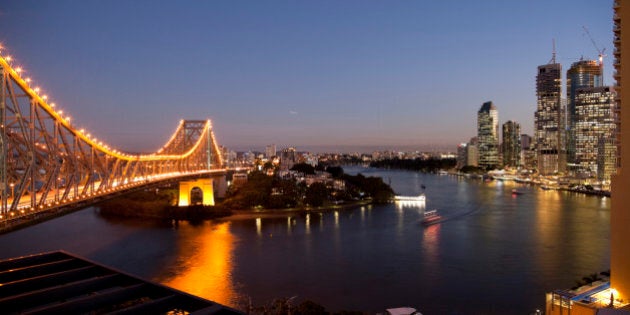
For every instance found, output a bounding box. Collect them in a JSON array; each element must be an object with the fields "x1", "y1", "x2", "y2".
[{"x1": 9, "y1": 183, "x2": 14, "y2": 200}]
